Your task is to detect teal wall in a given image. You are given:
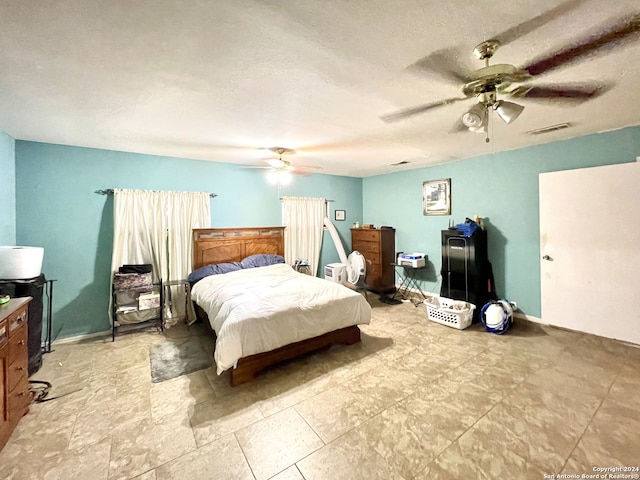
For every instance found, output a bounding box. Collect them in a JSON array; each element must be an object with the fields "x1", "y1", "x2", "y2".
[
  {"x1": 0, "y1": 131, "x2": 16, "y2": 245},
  {"x1": 13, "y1": 125, "x2": 640, "y2": 338},
  {"x1": 363, "y1": 125, "x2": 640, "y2": 318},
  {"x1": 15, "y1": 141, "x2": 362, "y2": 339}
]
